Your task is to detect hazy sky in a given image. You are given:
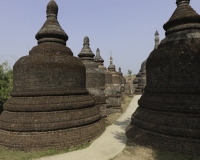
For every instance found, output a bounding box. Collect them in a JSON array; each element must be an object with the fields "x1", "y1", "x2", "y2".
[{"x1": 0, "y1": 0, "x2": 200, "y2": 75}]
